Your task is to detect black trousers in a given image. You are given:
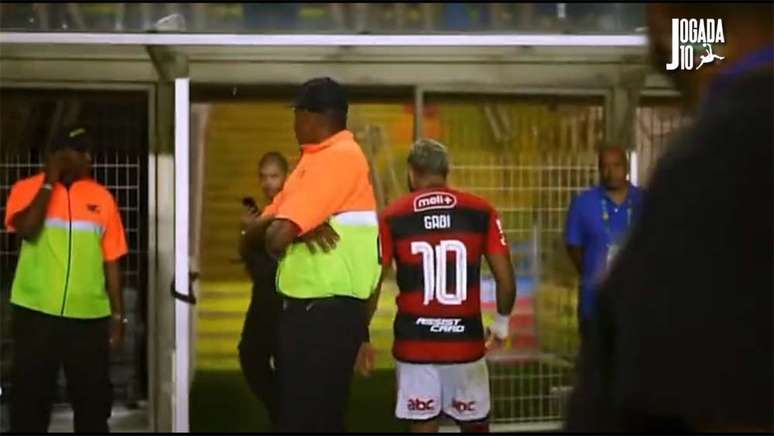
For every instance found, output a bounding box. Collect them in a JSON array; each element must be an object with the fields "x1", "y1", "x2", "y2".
[
  {"x1": 9, "y1": 305, "x2": 112, "y2": 433},
  {"x1": 238, "y1": 288, "x2": 282, "y2": 428},
  {"x1": 579, "y1": 317, "x2": 592, "y2": 343},
  {"x1": 275, "y1": 296, "x2": 367, "y2": 433}
]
